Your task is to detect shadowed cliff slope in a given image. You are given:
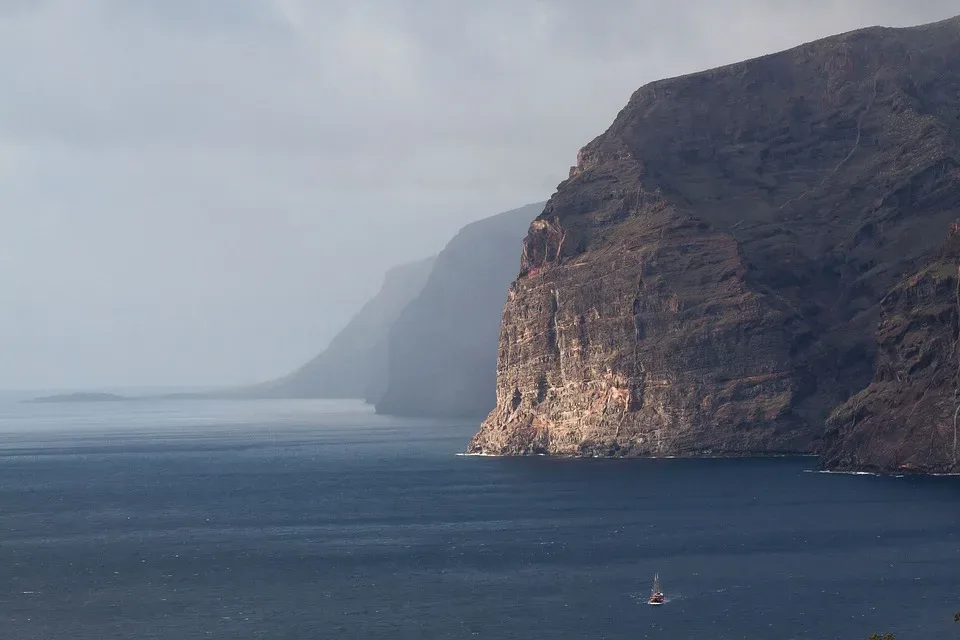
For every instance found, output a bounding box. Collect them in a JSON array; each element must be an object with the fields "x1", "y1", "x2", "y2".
[
  {"x1": 247, "y1": 257, "x2": 435, "y2": 400},
  {"x1": 376, "y1": 202, "x2": 545, "y2": 419},
  {"x1": 469, "y1": 16, "x2": 960, "y2": 459},
  {"x1": 819, "y1": 221, "x2": 960, "y2": 474}
]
